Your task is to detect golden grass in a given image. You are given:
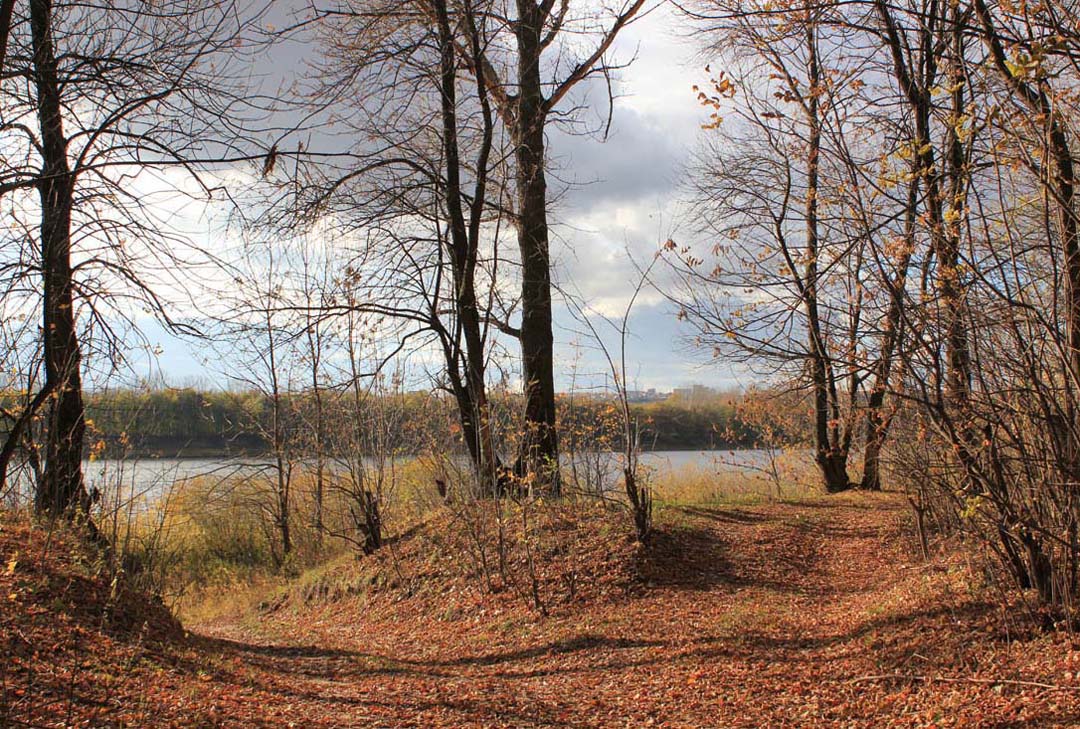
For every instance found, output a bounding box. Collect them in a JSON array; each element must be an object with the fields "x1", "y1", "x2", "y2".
[
  {"x1": 650, "y1": 451, "x2": 821, "y2": 506},
  {"x1": 123, "y1": 449, "x2": 832, "y2": 621},
  {"x1": 115, "y1": 459, "x2": 446, "y2": 612}
]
